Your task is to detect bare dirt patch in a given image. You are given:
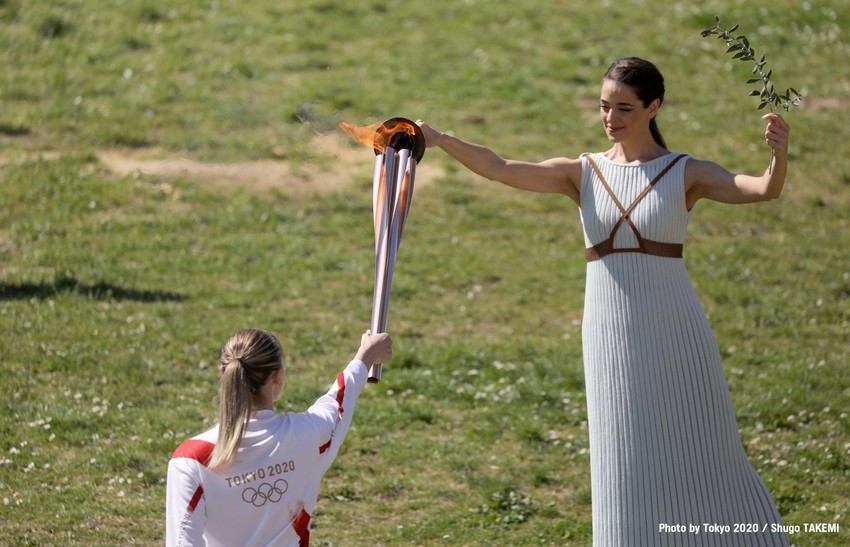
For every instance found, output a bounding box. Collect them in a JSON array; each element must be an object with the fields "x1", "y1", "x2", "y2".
[
  {"x1": 96, "y1": 132, "x2": 442, "y2": 200},
  {"x1": 799, "y1": 96, "x2": 850, "y2": 113}
]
